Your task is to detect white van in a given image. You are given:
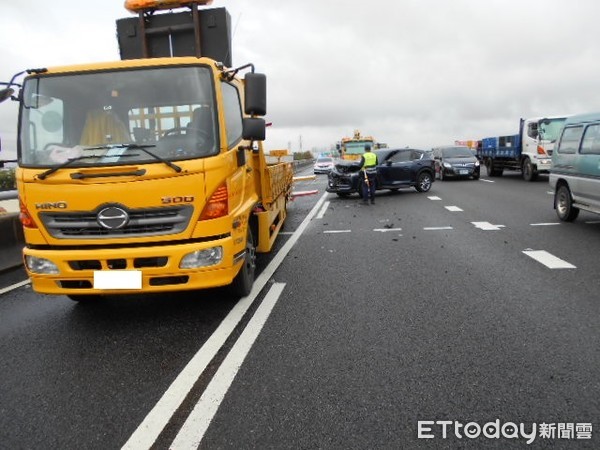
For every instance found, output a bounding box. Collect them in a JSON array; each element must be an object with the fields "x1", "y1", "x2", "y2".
[{"x1": 549, "y1": 112, "x2": 600, "y2": 221}]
